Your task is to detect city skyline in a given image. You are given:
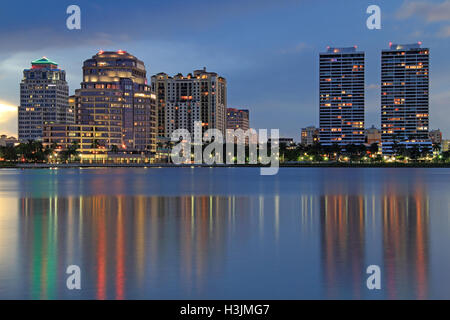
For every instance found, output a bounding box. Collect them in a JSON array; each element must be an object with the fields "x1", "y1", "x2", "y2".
[{"x1": 0, "y1": 0, "x2": 449, "y2": 141}]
